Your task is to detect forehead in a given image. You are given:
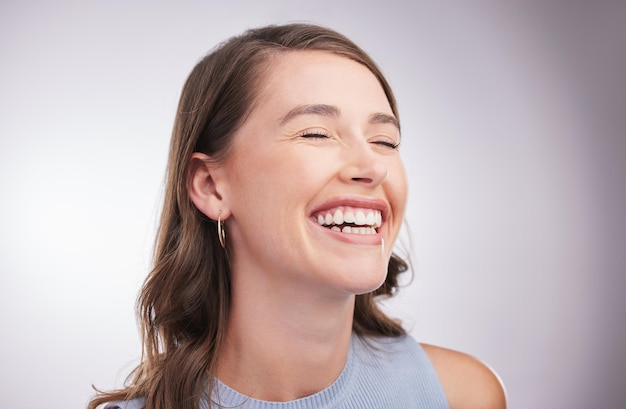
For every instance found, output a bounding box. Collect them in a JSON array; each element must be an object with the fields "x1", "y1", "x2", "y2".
[{"x1": 253, "y1": 50, "x2": 392, "y2": 116}]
